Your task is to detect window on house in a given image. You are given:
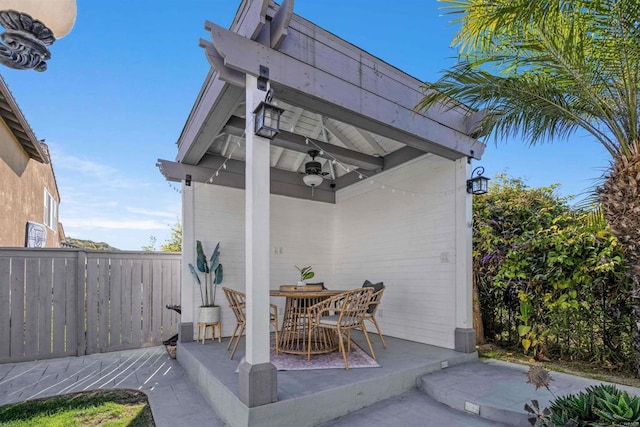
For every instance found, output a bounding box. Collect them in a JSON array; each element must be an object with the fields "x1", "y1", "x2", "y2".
[{"x1": 44, "y1": 189, "x2": 58, "y2": 230}]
